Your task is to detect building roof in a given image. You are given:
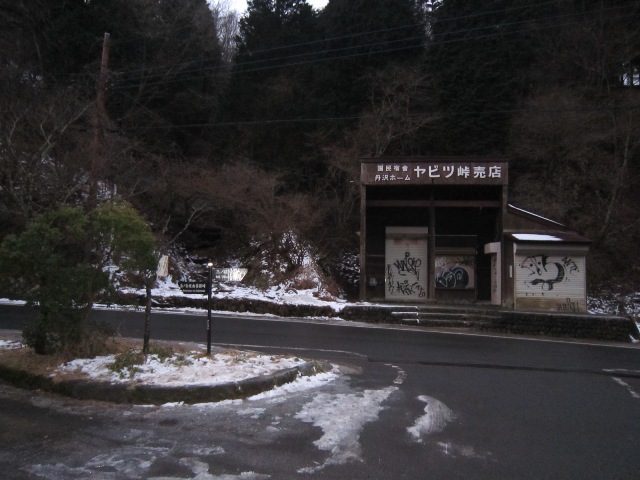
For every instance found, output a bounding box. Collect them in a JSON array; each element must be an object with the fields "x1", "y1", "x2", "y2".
[
  {"x1": 504, "y1": 205, "x2": 591, "y2": 244},
  {"x1": 506, "y1": 232, "x2": 591, "y2": 244}
]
